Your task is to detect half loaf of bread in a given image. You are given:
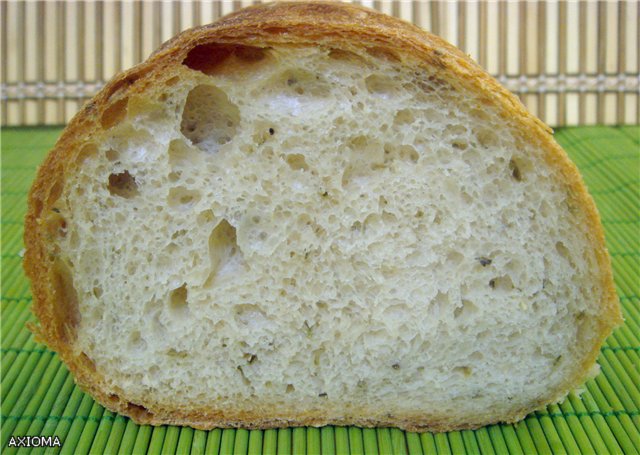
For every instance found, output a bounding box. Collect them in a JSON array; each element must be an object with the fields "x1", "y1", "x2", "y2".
[{"x1": 25, "y1": 1, "x2": 621, "y2": 432}]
